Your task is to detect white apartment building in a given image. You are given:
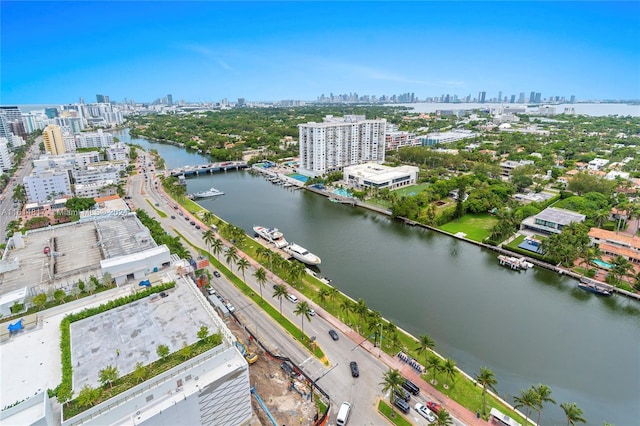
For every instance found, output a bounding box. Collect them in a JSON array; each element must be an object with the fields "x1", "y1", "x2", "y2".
[
  {"x1": 385, "y1": 124, "x2": 419, "y2": 151},
  {"x1": 73, "y1": 166, "x2": 120, "y2": 185},
  {"x1": 74, "y1": 180, "x2": 117, "y2": 198},
  {"x1": 33, "y1": 152, "x2": 100, "y2": 174},
  {"x1": 418, "y1": 129, "x2": 478, "y2": 146},
  {"x1": 298, "y1": 115, "x2": 386, "y2": 176},
  {"x1": 0, "y1": 138, "x2": 14, "y2": 171},
  {"x1": 344, "y1": 162, "x2": 419, "y2": 190},
  {"x1": 588, "y1": 158, "x2": 609, "y2": 170},
  {"x1": 105, "y1": 142, "x2": 130, "y2": 162},
  {"x1": 75, "y1": 129, "x2": 114, "y2": 149},
  {"x1": 24, "y1": 170, "x2": 72, "y2": 202},
  {"x1": 500, "y1": 159, "x2": 535, "y2": 179}
]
